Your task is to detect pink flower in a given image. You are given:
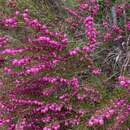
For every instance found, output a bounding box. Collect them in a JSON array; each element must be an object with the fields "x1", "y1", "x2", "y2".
[
  {"x1": 4, "y1": 67, "x2": 12, "y2": 74},
  {"x1": 79, "y1": 3, "x2": 88, "y2": 11},
  {"x1": 98, "y1": 118, "x2": 104, "y2": 125},
  {"x1": 118, "y1": 76, "x2": 130, "y2": 88},
  {"x1": 43, "y1": 127, "x2": 52, "y2": 130},
  {"x1": 127, "y1": 21, "x2": 130, "y2": 31},
  {"x1": 104, "y1": 33, "x2": 112, "y2": 42},
  {"x1": 92, "y1": 68, "x2": 101, "y2": 76}
]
